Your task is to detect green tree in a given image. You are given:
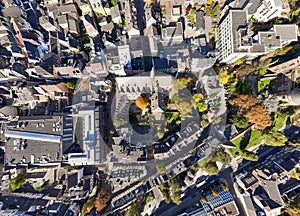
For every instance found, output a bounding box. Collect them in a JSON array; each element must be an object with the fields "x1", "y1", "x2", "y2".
[
  {"x1": 263, "y1": 130, "x2": 287, "y2": 146},
  {"x1": 233, "y1": 58, "x2": 245, "y2": 66},
  {"x1": 159, "y1": 183, "x2": 171, "y2": 203},
  {"x1": 196, "y1": 101, "x2": 208, "y2": 113},
  {"x1": 174, "y1": 77, "x2": 192, "y2": 90},
  {"x1": 228, "y1": 113, "x2": 249, "y2": 129},
  {"x1": 220, "y1": 182, "x2": 229, "y2": 191},
  {"x1": 109, "y1": 0, "x2": 118, "y2": 6},
  {"x1": 258, "y1": 92, "x2": 279, "y2": 114},
  {"x1": 254, "y1": 58, "x2": 272, "y2": 75},
  {"x1": 275, "y1": 46, "x2": 293, "y2": 56},
  {"x1": 81, "y1": 197, "x2": 96, "y2": 215},
  {"x1": 201, "y1": 118, "x2": 209, "y2": 127},
  {"x1": 193, "y1": 93, "x2": 208, "y2": 112},
  {"x1": 201, "y1": 194, "x2": 209, "y2": 203},
  {"x1": 125, "y1": 202, "x2": 141, "y2": 216},
  {"x1": 147, "y1": 0, "x2": 155, "y2": 6},
  {"x1": 211, "y1": 149, "x2": 231, "y2": 166},
  {"x1": 175, "y1": 98, "x2": 193, "y2": 117},
  {"x1": 144, "y1": 191, "x2": 154, "y2": 204},
  {"x1": 202, "y1": 161, "x2": 219, "y2": 175},
  {"x1": 169, "y1": 177, "x2": 182, "y2": 205},
  {"x1": 286, "y1": 194, "x2": 300, "y2": 214},
  {"x1": 218, "y1": 70, "x2": 230, "y2": 84},
  {"x1": 193, "y1": 93, "x2": 204, "y2": 102}
]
